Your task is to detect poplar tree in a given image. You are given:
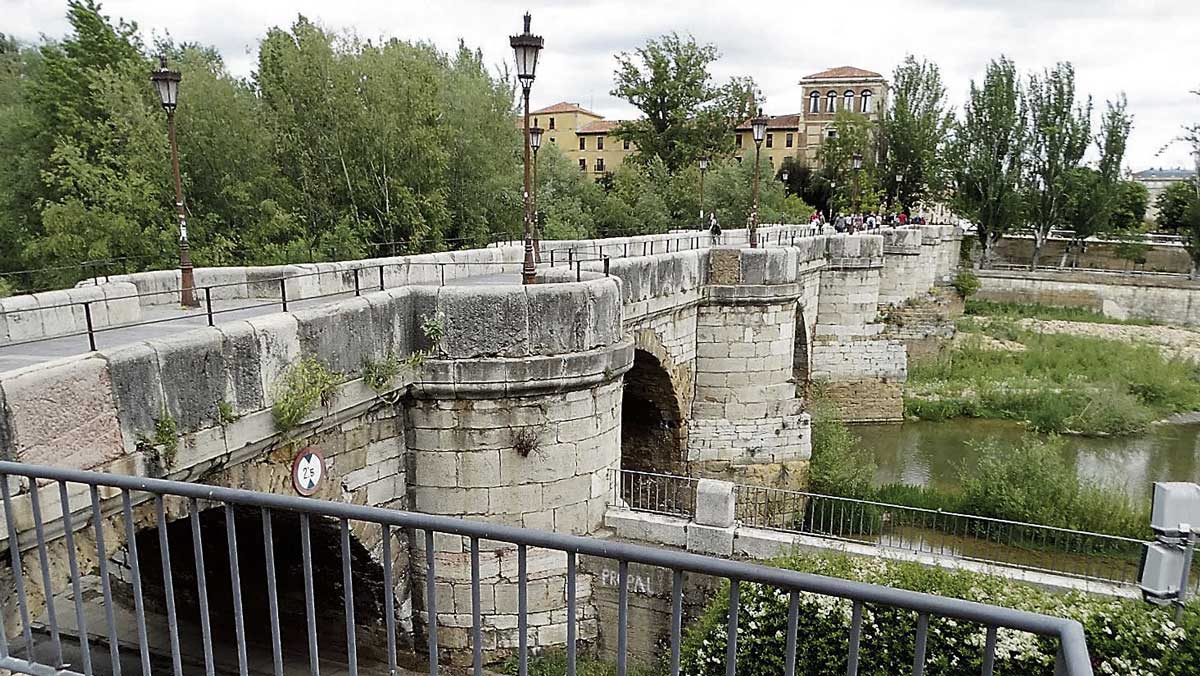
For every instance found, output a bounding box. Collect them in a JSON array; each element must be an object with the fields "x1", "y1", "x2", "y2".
[
  {"x1": 950, "y1": 57, "x2": 1027, "y2": 268},
  {"x1": 880, "y1": 55, "x2": 953, "y2": 214},
  {"x1": 1024, "y1": 62, "x2": 1092, "y2": 270}
]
